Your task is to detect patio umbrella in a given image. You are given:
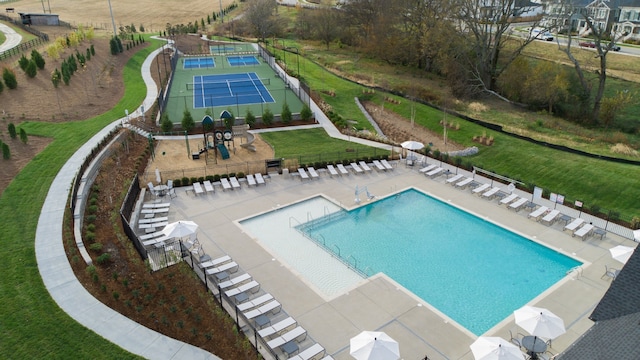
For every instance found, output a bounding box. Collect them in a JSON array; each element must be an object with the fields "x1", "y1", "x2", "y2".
[
  {"x1": 470, "y1": 337, "x2": 524, "y2": 360},
  {"x1": 514, "y1": 306, "x2": 566, "y2": 340},
  {"x1": 400, "y1": 140, "x2": 424, "y2": 151},
  {"x1": 155, "y1": 168, "x2": 162, "y2": 184},
  {"x1": 609, "y1": 245, "x2": 635, "y2": 264},
  {"x1": 350, "y1": 331, "x2": 400, "y2": 360},
  {"x1": 162, "y1": 220, "x2": 198, "y2": 239}
]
